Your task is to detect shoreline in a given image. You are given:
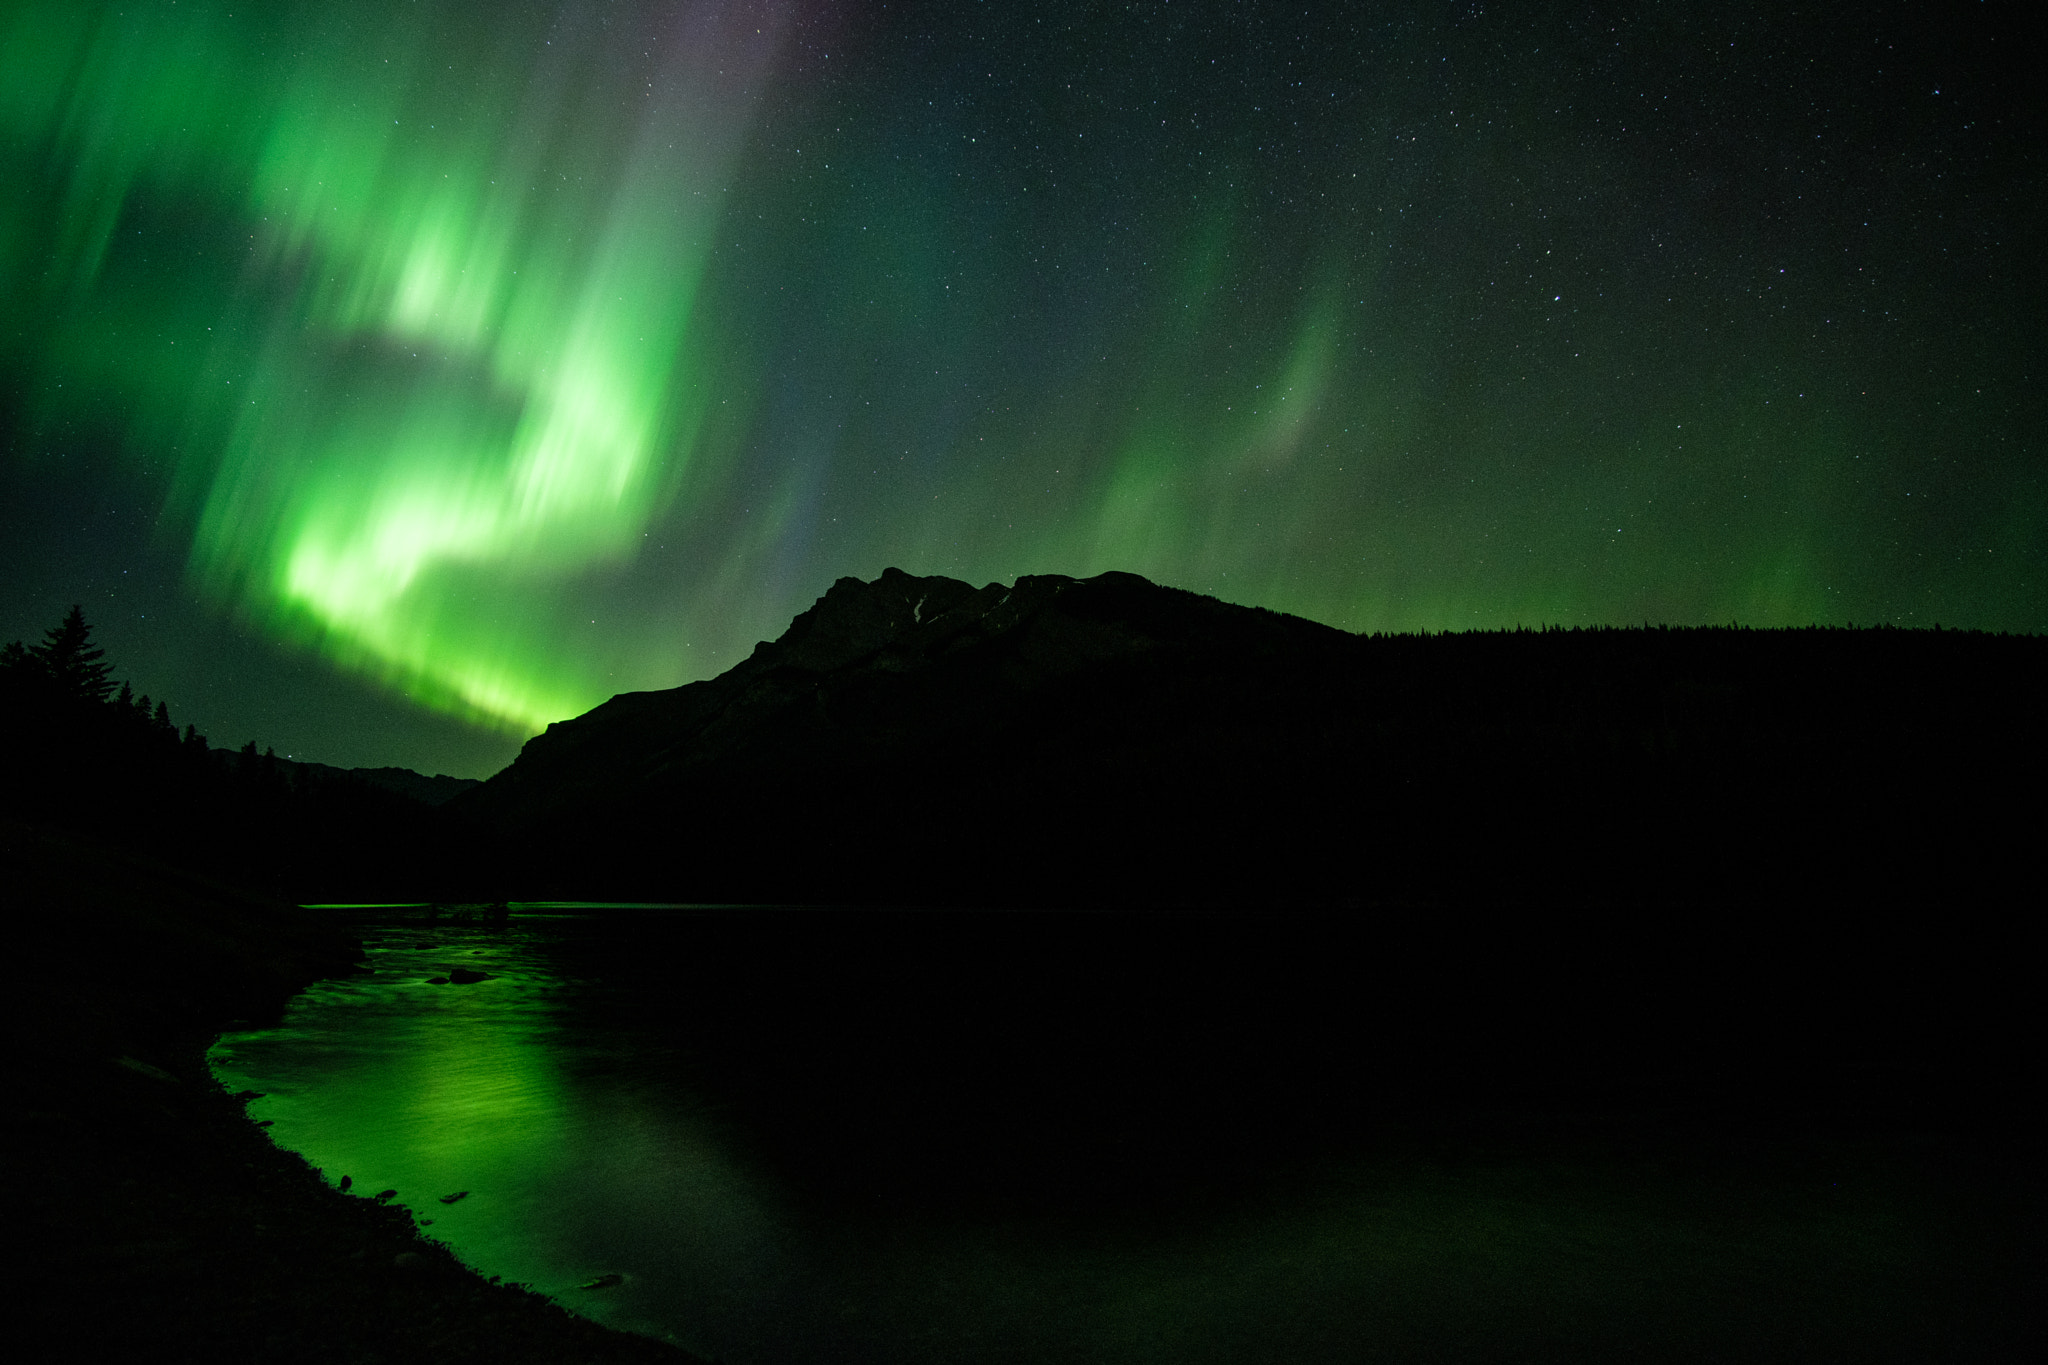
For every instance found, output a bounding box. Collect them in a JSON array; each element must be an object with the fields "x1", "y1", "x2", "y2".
[{"x1": 7, "y1": 820, "x2": 711, "y2": 1364}]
